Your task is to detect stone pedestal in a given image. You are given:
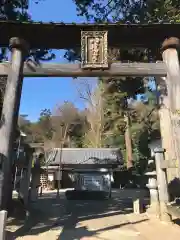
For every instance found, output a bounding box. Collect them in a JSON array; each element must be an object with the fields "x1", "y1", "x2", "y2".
[{"x1": 145, "y1": 159, "x2": 160, "y2": 218}]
